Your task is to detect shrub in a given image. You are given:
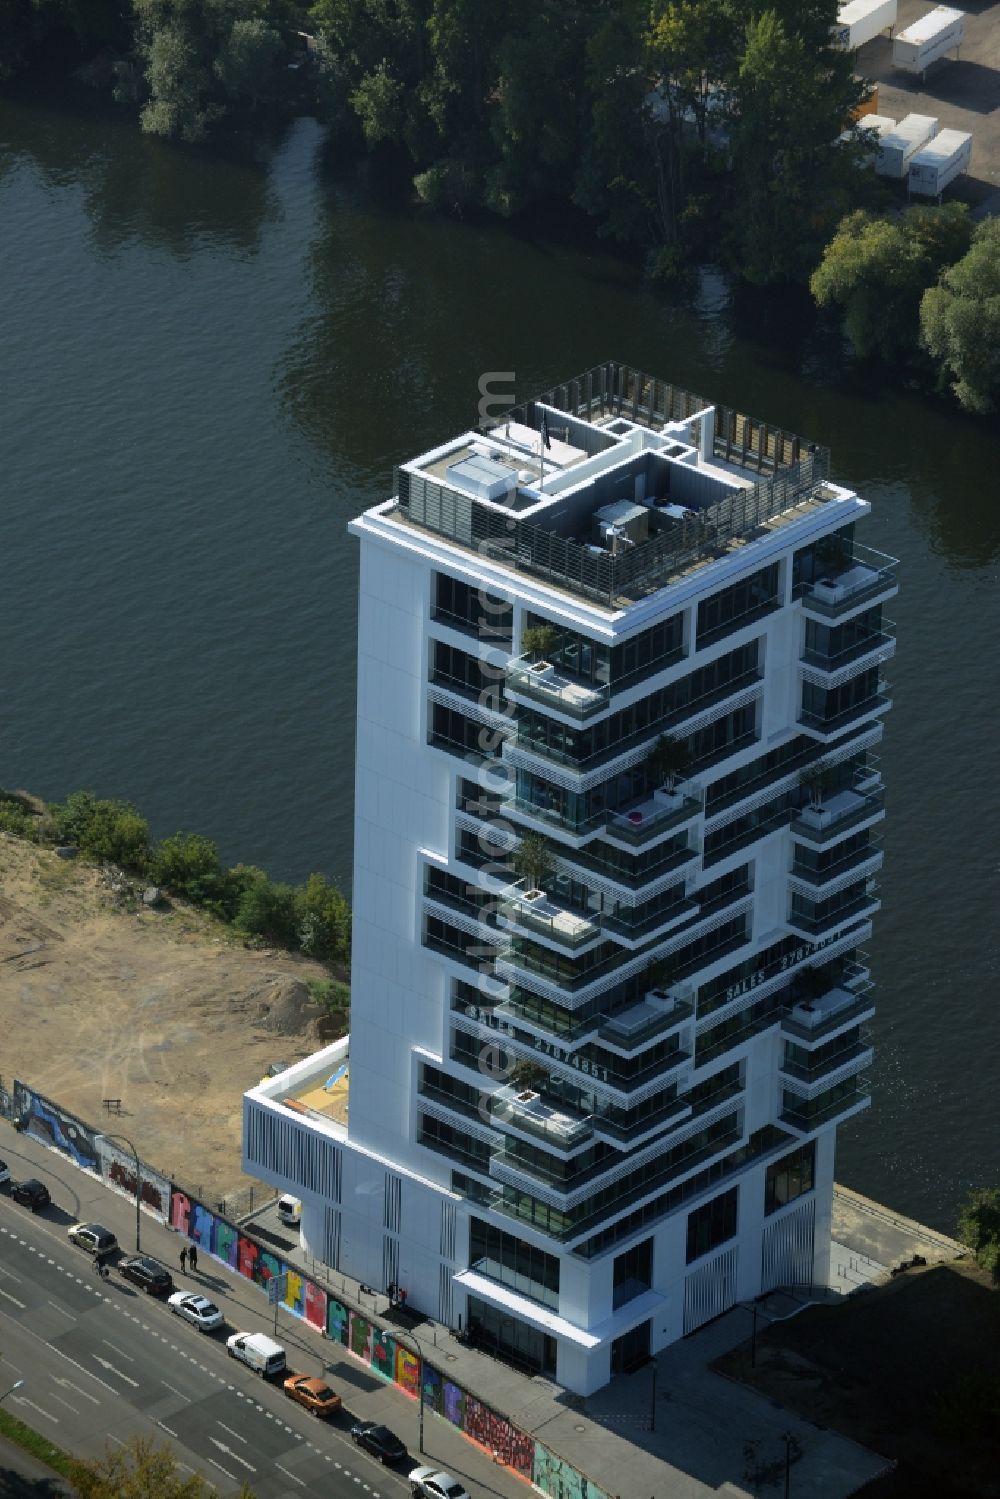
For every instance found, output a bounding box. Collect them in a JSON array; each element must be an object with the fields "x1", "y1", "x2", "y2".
[
  {"x1": 0, "y1": 798, "x2": 37, "y2": 840},
  {"x1": 51, "y1": 790, "x2": 150, "y2": 871},
  {"x1": 233, "y1": 871, "x2": 302, "y2": 949},
  {"x1": 298, "y1": 872, "x2": 351, "y2": 964},
  {"x1": 151, "y1": 832, "x2": 225, "y2": 906}
]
